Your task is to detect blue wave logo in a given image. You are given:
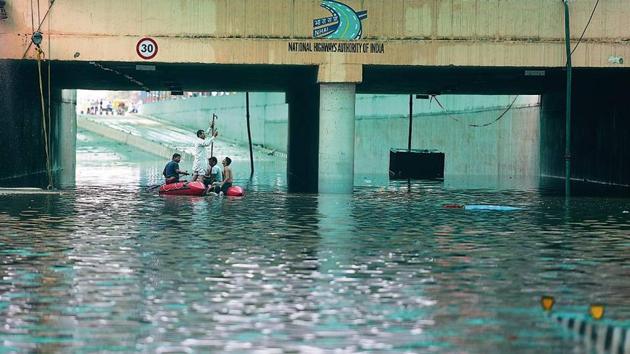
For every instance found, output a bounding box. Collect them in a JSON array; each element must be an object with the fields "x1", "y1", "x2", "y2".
[{"x1": 313, "y1": 1, "x2": 368, "y2": 40}]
